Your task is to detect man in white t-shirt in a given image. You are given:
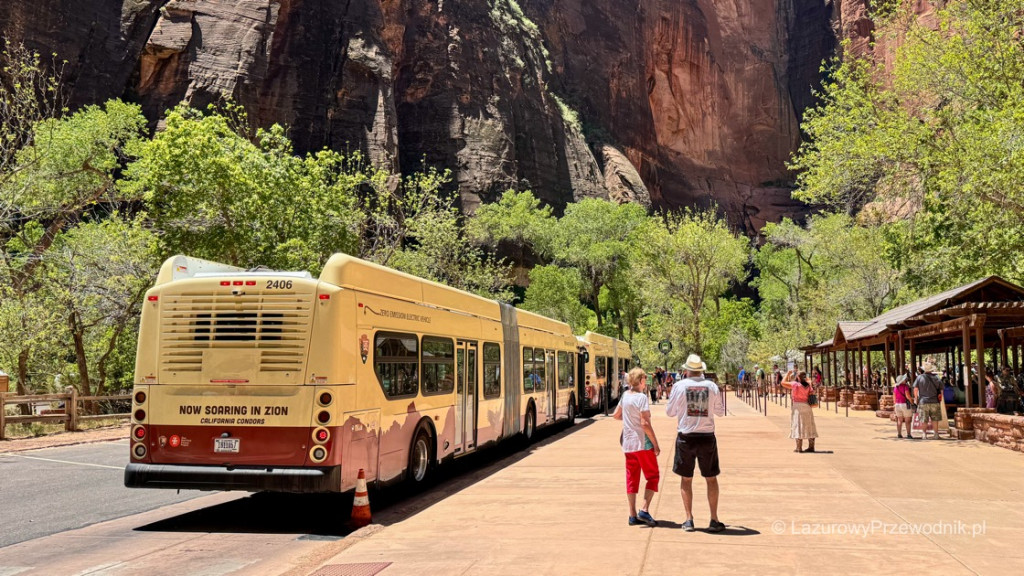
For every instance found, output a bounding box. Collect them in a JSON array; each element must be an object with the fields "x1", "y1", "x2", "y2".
[{"x1": 665, "y1": 353, "x2": 726, "y2": 533}]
